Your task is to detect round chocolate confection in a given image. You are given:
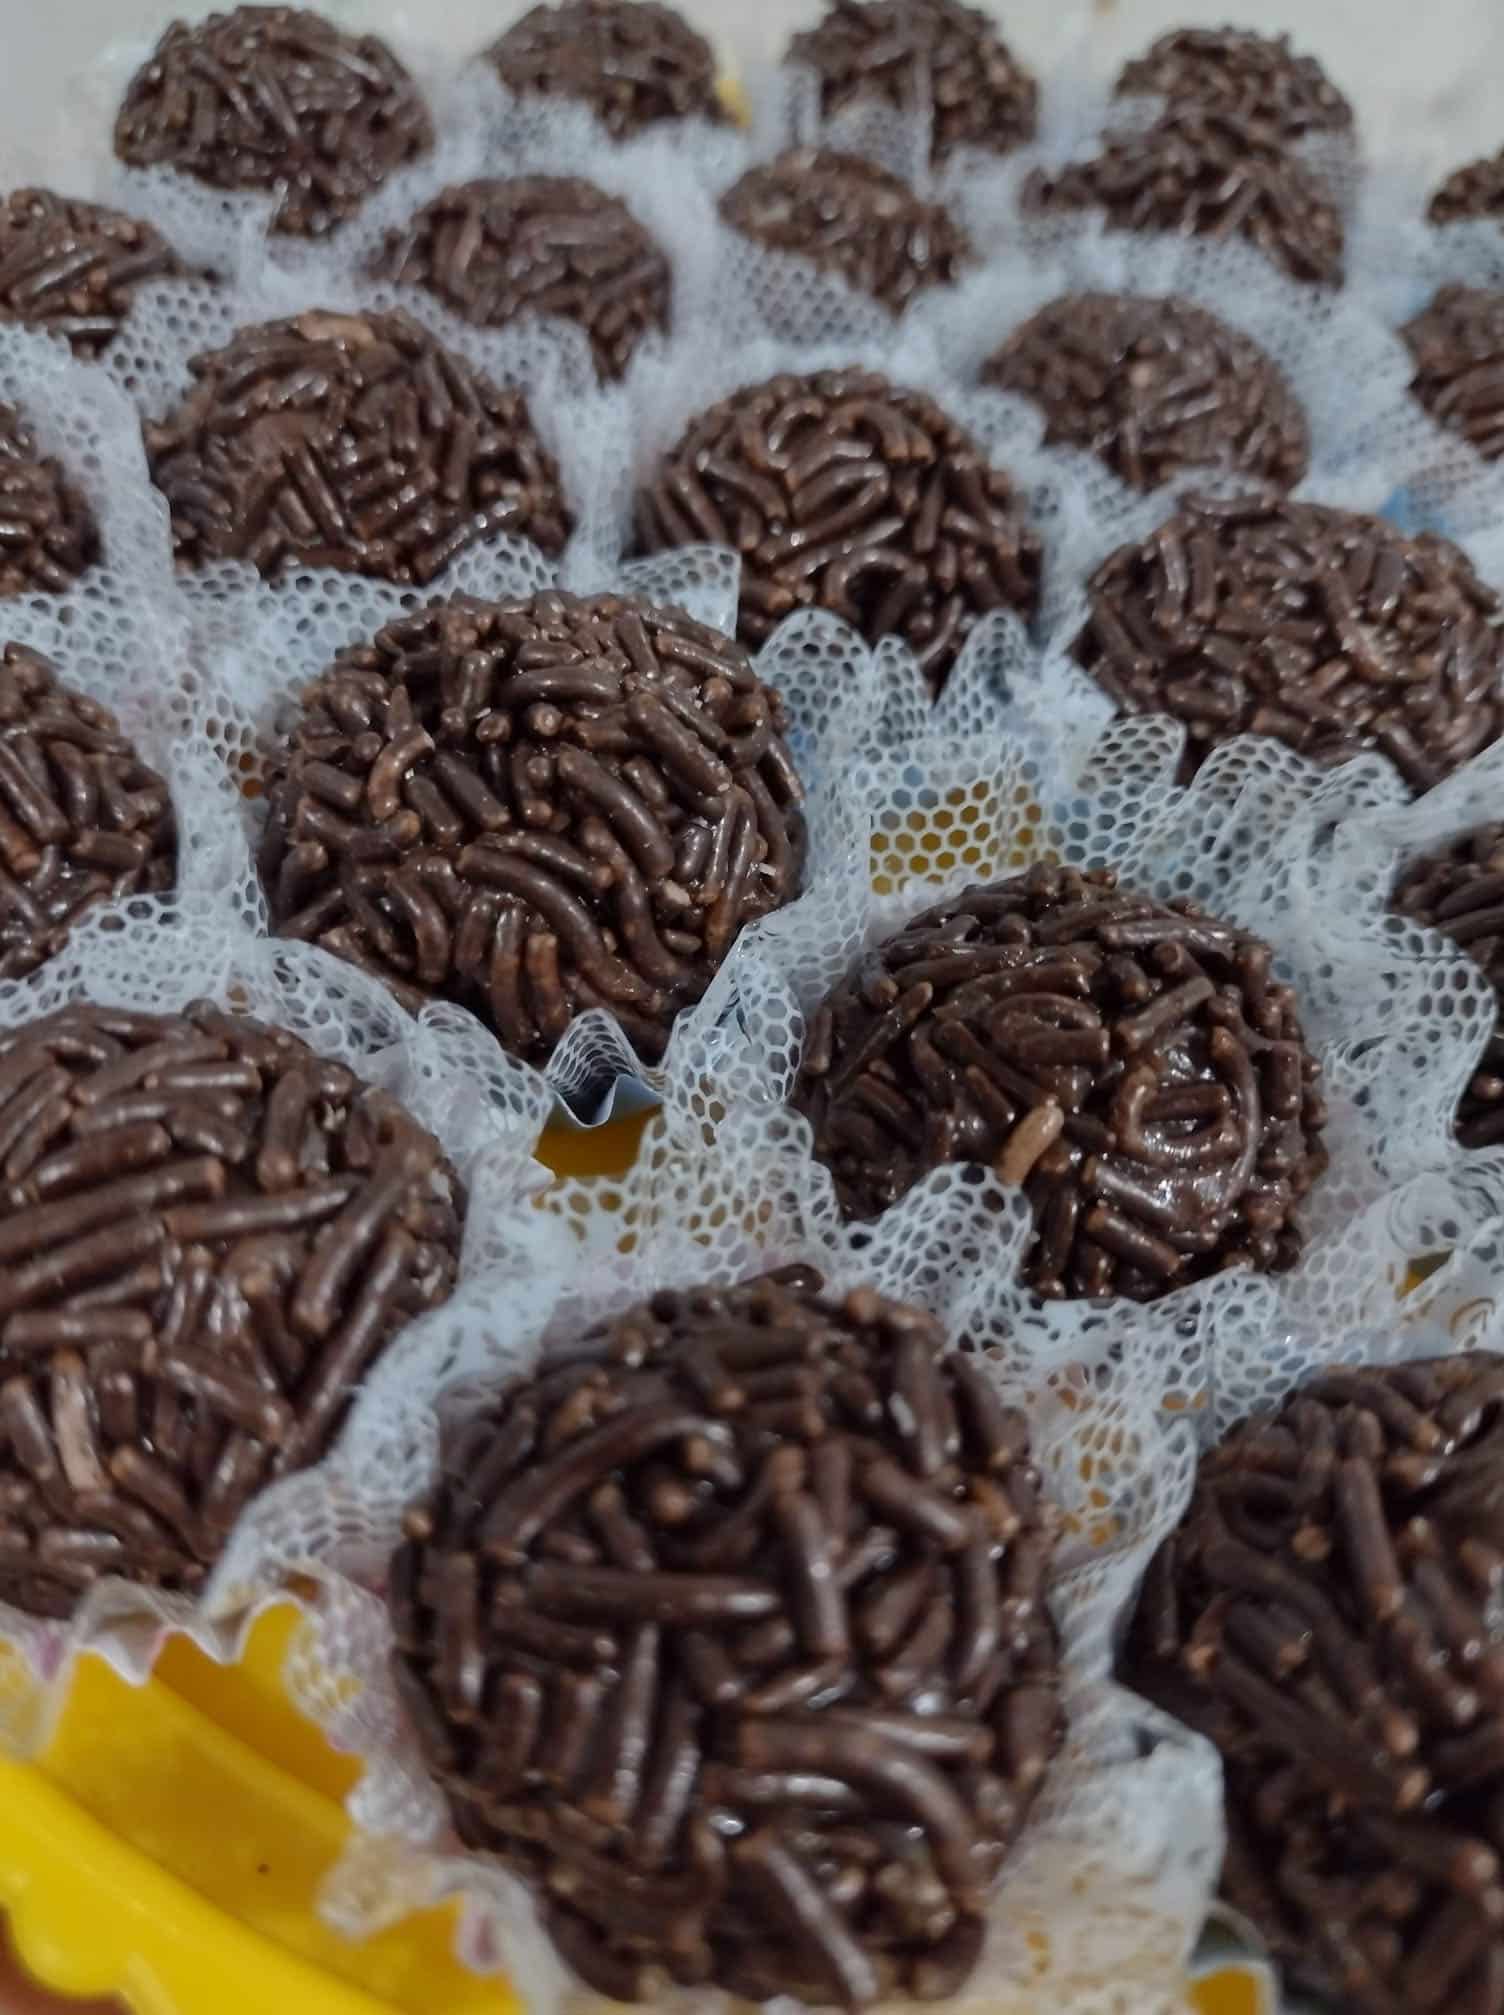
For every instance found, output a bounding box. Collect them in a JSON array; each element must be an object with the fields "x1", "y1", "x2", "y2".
[
  {"x1": 0, "y1": 643, "x2": 176, "y2": 980},
  {"x1": 392, "y1": 1266, "x2": 1063, "y2": 2008},
  {"x1": 114, "y1": 6, "x2": 433, "y2": 240},
  {"x1": 261, "y1": 591, "x2": 805, "y2": 1067},
  {"x1": 787, "y1": 0, "x2": 1037, "y2": 166},
  {"x1": 793, "y1": 864, "x2": 1328, "y2": 1303},
  {"x1": 1431, "y1": 150, "x2": 1504, "y2": 226},
  {"x1": 1075, "y1": 492, "x2": 1504, "y2": 793},
  {"x1": 982, "y1": 292, "x2": 1310, "y2": 494},
  {"x1": 1391, "y1": 825, "x2": 1504, "y2": 1149},
  {"x1": 1123, "y1": 1354, "x2": 1504, "y2": 2015},
  {"x1": 481, "y1": 0, "x2": 728, "y2": 141},
  {"x1": 1023, "y1": 106, "x2": 1346, "y2": 289},
  {"x1": 143, "y1": 309, "x2": 571, "y2": 586},
  {"x1": 635, "y1": 367, "x2": 1041, "y2": 693},
  {"x1": 0, "y1": 1000, "x2": 463, "y2": 1617},
  {"x1": 1114, "y1": 28, "x2": 1354, "y2": 142},
  {"x1": 1401, "y1": 285, "x2": 1504, "y2": 462},
  {"x1": 375, "y1": 176, "x2": 670, "y2": 384},
  {"x1": 0, "y1": 402, "x2": 98, "y2": 597},
  {"x1": 0, "y1": 189, "x2": 188, "y2": 361},
  {"x1": 719, "y1": 148, "x2": 972, "y2": 317}
]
